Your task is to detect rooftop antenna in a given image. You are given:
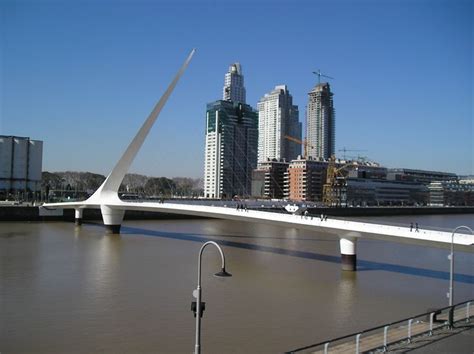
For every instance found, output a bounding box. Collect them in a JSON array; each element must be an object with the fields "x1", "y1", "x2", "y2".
[{"x1": 312, "y1": 69, "x2": 334, "y2": 84}]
